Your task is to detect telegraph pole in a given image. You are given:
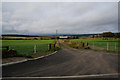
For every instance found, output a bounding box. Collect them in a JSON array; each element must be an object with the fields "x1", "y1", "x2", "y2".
[{"x1": 56, "y1": 30, "x2": 58, "y2": 39}]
